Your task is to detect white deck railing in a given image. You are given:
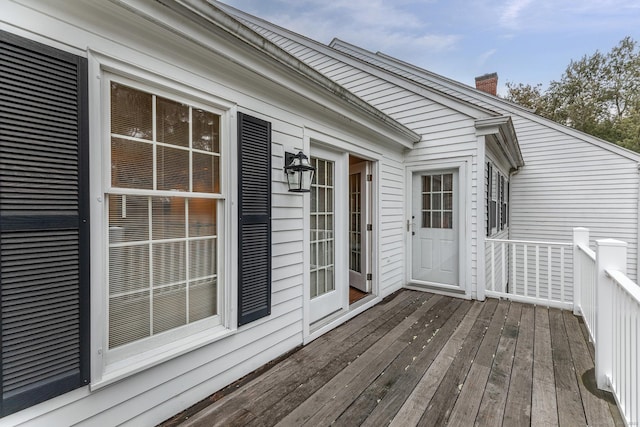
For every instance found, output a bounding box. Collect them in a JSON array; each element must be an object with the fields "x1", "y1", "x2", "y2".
[
  {"x1": 606, "y1": 268, "x2": 640, "y2": 425},
  {"x1": 488, "y1": 228, "x2": 638, "y2": 426},
  {"x1": 573, "y1": 228, "x2": 597, "y2": 342},
  {"x1": 485, "y1": 238, "x2": 573, "y2": 309}
]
